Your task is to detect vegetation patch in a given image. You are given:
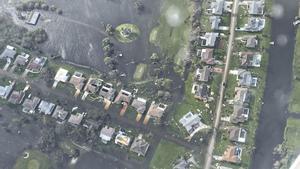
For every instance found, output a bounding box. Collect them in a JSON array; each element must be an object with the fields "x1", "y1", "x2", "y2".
[
  {"x1": 14, "y1": 150, "x2": 52, "y2": 169},
  {"x1": 115, "y1": 23, "x2": 140, "y2": 43},
  {"x1": 149, "y1": 139, "x2": 188, "y2": 169},
  {"x1": 133, "y1": 63, "x2": 147, "y2": 81}
]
